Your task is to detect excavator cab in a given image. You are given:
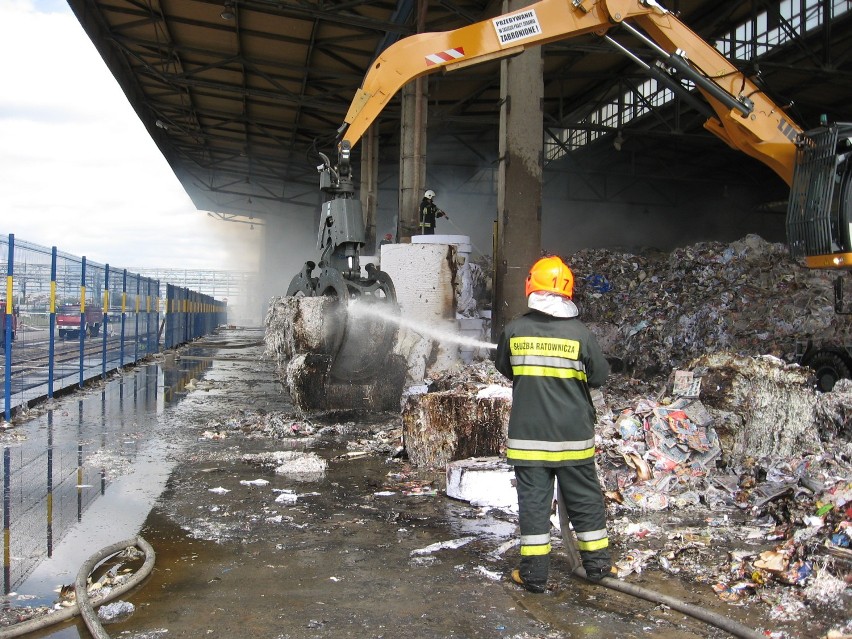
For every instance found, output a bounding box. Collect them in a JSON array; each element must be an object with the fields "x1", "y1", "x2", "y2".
[
  {"x1": 787, "y1": 122, "x2": 852, "y2": 314},
  {"x1": 786, "y1": 122, "x2": 852, "y2": 270},
  {"x1": 787, "y1": 122, "x2": 852, "y2": 389}
]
